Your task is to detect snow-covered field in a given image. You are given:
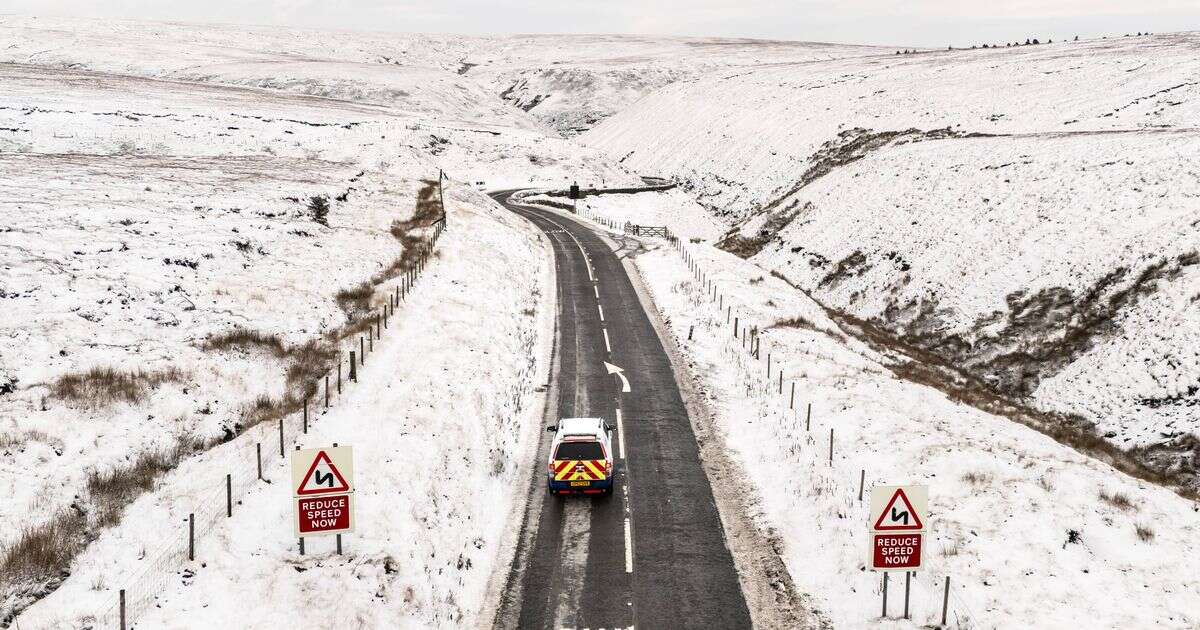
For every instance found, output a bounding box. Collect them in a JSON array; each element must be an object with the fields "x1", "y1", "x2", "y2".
[
  {"x1": 13, "y1": 182, "x2": 554, "y2": 629},
  {"x1": 5, "y1": 12, "x2": 1199, "y2": 630},
  {"x1": 0, "y1": 15, "x2": 884, "y2": 137},
  {"x1": 581, "y1": 33, "x2": 1200, "y2": 475},
  {"x1": 620, "y1": 225, "x2": 1200, "y2": 629},
  {"x1": 0, "y1": 18, "x2": 633, "y2": 626}
]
